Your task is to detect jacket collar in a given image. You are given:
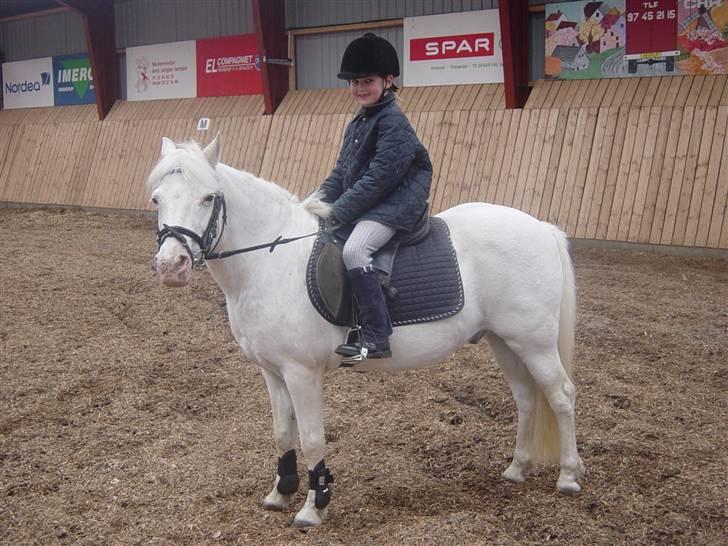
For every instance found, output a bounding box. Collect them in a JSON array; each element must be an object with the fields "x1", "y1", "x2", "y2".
[{"x1": 355, "y1": 91, "x2": 396, "y2": 119}]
